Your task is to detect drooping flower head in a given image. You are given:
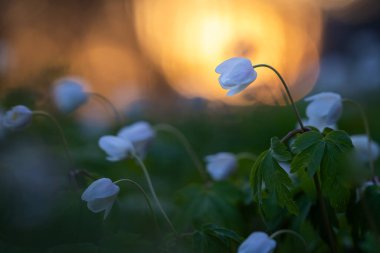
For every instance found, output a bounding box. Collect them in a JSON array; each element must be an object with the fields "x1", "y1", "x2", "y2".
[
  {"x1": 215, "y1": 57, "x2": 257, "y2": 96},
  {"x1": 304, "y1": 92, "x2": 342, "y2": 130},
  {"x1": 81, "y1": 178, "x2": 120, "y2": 219},
  {"x1": 117, "y1": 121, "x2": 155, "y2": 158},
  {"x1": 238, "y1": 232, "x2": 277, "y2": 253},
  {"x1": 99, "y1": 135, "x2": 134, "y2": 161},
  {"x1": 2, "y1": 105, "x2": 33, "y2": 130},
  {"x1": 52, "y1": 78, "x2": 89, "y2": 113},
  {"x1": 204, "y1": 152, "x2": 237, "y2": 181},
  {"x1": 351, "y1": 134, "x2": 380, "y2": 162}
]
